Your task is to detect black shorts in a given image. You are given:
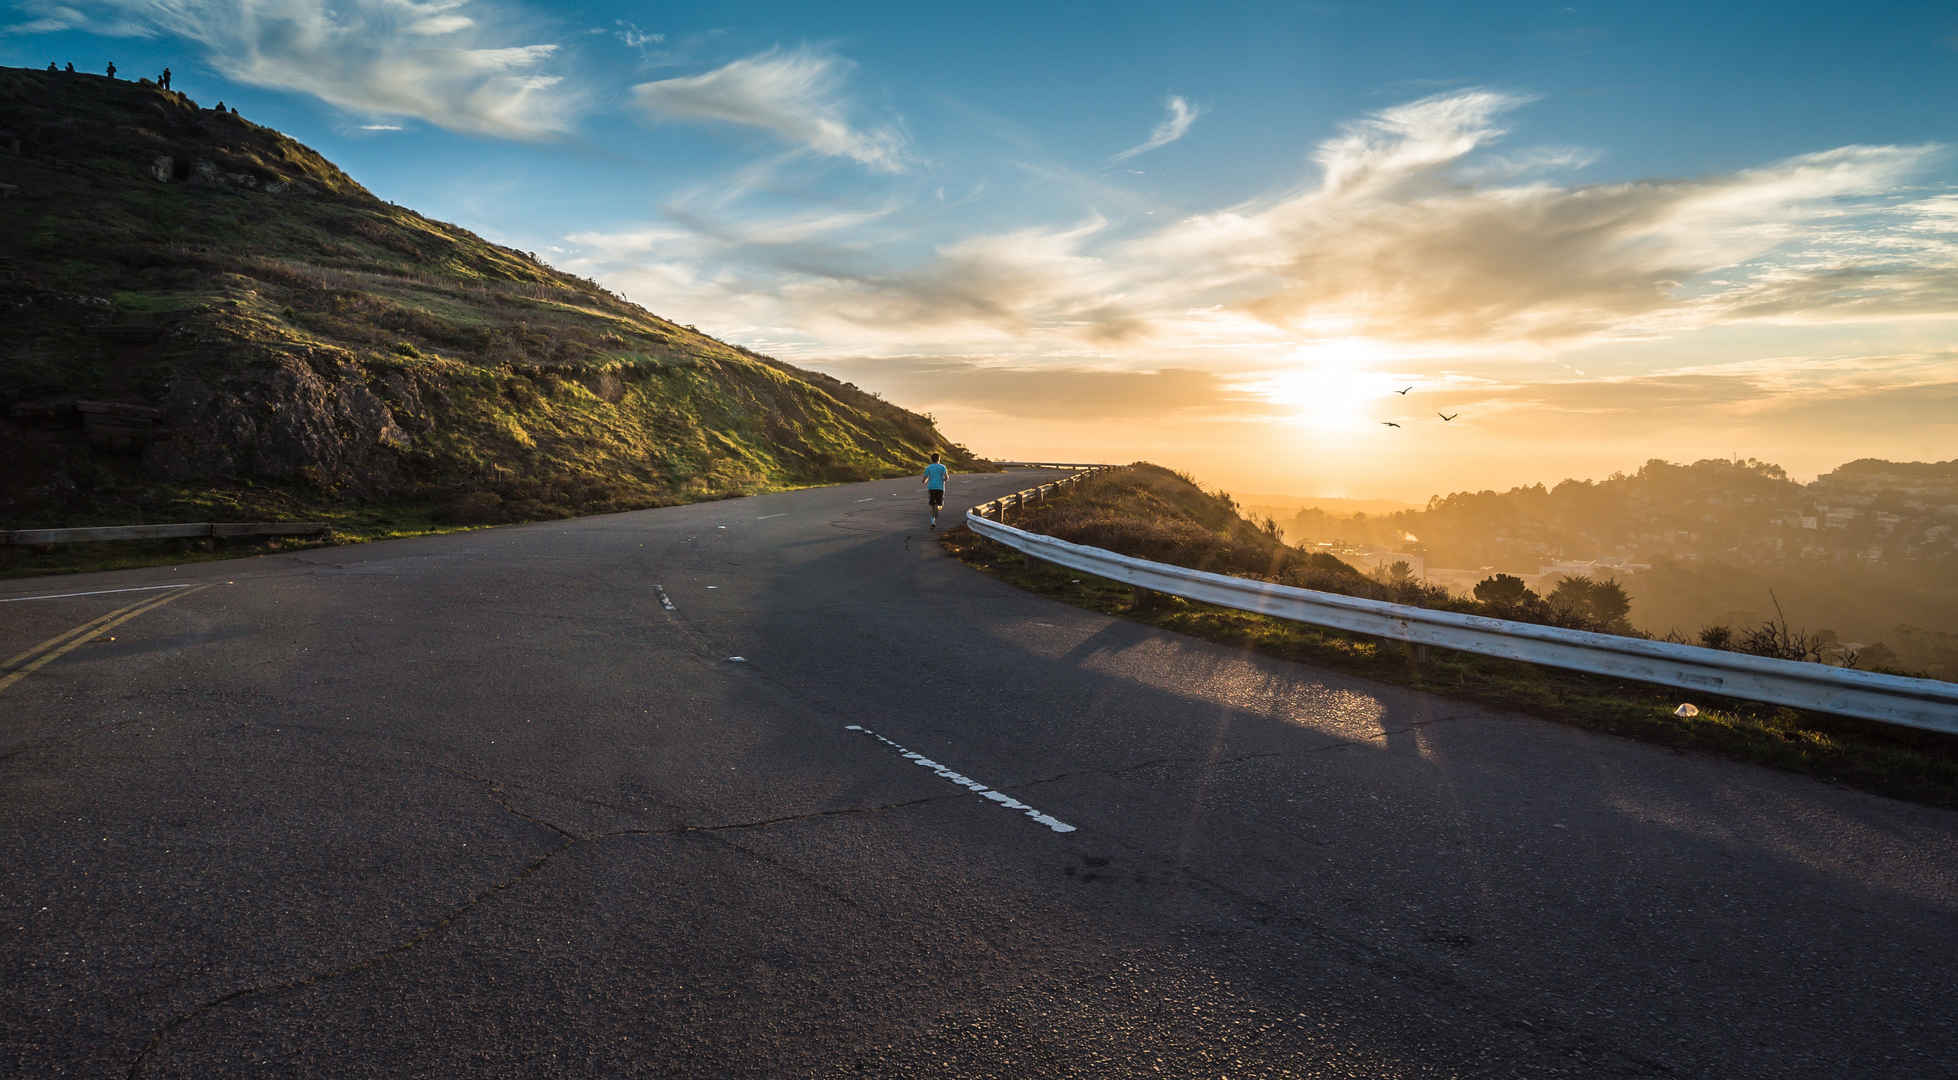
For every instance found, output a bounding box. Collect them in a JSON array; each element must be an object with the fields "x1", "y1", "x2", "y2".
[{"x1": 927, "y1": 489, "x2": 944, "y2": 507}]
